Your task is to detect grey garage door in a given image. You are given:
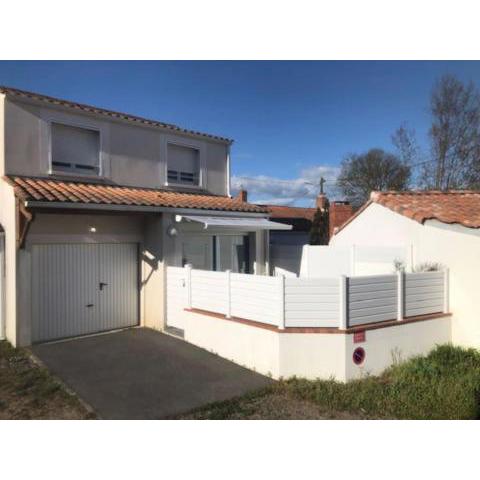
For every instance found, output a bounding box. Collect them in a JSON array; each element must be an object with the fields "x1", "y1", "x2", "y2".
[{"x1": 32, "y1": 243, "x2": 139, "y2": 343}]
